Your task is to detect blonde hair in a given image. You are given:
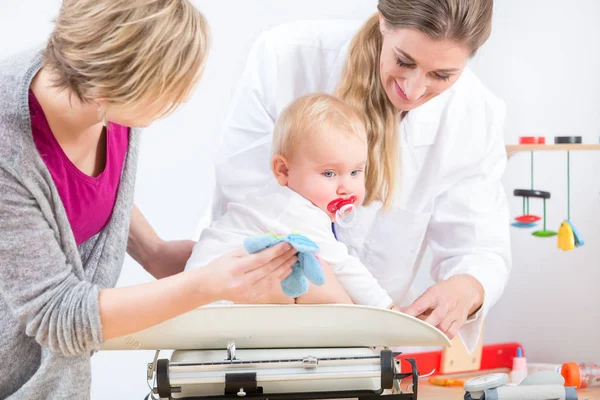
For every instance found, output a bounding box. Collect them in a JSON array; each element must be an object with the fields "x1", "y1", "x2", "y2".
[
  {"x1": 44, "y1": 0, "x2": 210, "y2": 117},
  {"x1": 272, "y1": 93, "x2": 366, "y2": 160},
  {"x1": 335, "y1": 0, "x2": 493, "y2": 209}
]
